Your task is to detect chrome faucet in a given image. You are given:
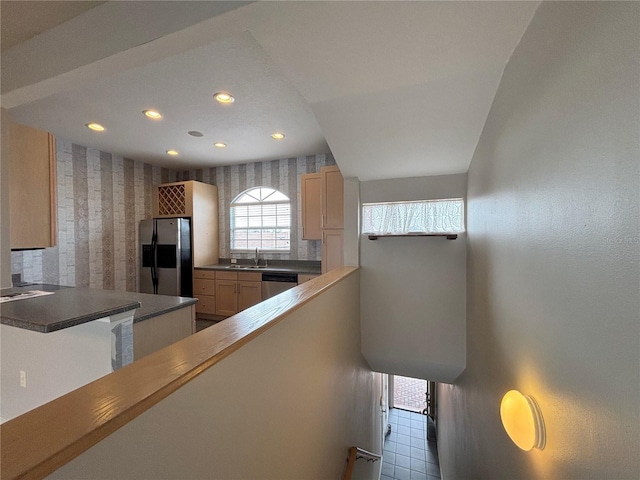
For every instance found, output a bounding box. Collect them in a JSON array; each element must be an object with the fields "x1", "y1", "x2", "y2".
[{"x1": 254, "y1": 247, "x2": 260, "y2": 266}]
